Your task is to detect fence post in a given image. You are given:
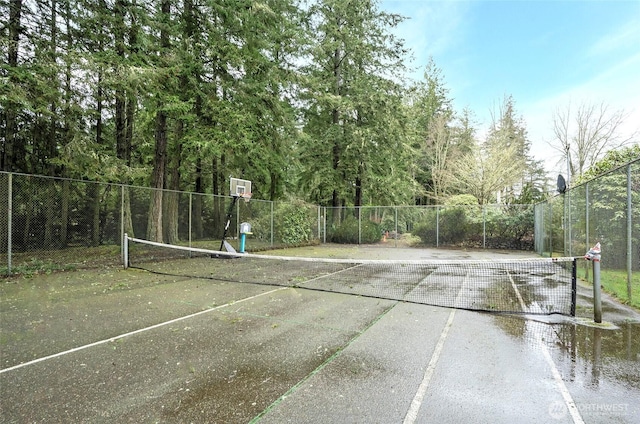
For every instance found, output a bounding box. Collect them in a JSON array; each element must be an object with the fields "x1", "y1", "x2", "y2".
[
  {"x1": 123, "y1": 233, "x2": 129, "y2": 269},
  {"x1": 270, "y1": 201, "x2": 274, "y2": 247},
  {"x1": 436, "y1": 206, "x2": 440, "y2": 247},
  {"x1": 482, "y1": 205, "x2": 486, "y2": 249},
  {"x1": 323, "y1": 207, "x2": 326, "y2": 244},
  {"x1": 120, "y1": 185, "x2": 124, "y2": 263},
  {"x1": 7, "y1": 173, "x2": 12, "y2": 274},
  {"x1": 627, "y1": 164, "x2": 633, "y2": 302},
  {"x1": 585, "y1": 242, "x2": 602, "y2": 323},
  {"x1": 584, "y1": 183, "x2": 591, "y2": 282},
  {"x1": 358, "y1": 206, "x2": 362, "y2": 245},
  {"x1": 188, "y1": 193, "x2": 192, "y2": 251},
  {"x1": 394, "y1": 207, "x2": 398, "y2": 248}
]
